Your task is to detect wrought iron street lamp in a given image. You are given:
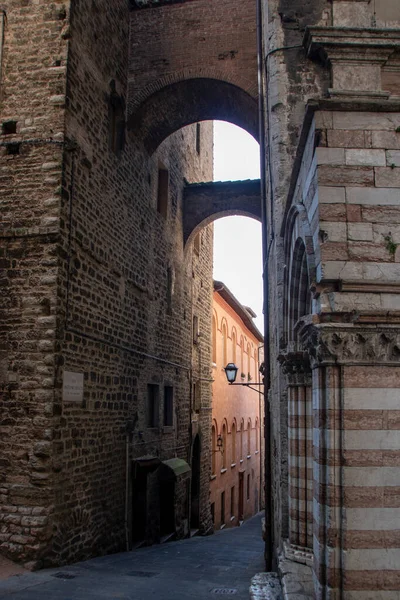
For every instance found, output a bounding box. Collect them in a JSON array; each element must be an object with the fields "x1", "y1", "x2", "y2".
[{"x1": 223, "y1": 363, "x2": 264, "y2": 393}]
